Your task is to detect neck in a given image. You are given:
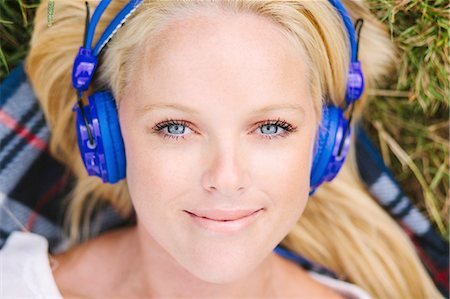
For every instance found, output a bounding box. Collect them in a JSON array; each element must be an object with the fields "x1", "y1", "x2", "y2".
[{"x1": 118, "y1": 224, "x2": 279, "y2": 298}]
